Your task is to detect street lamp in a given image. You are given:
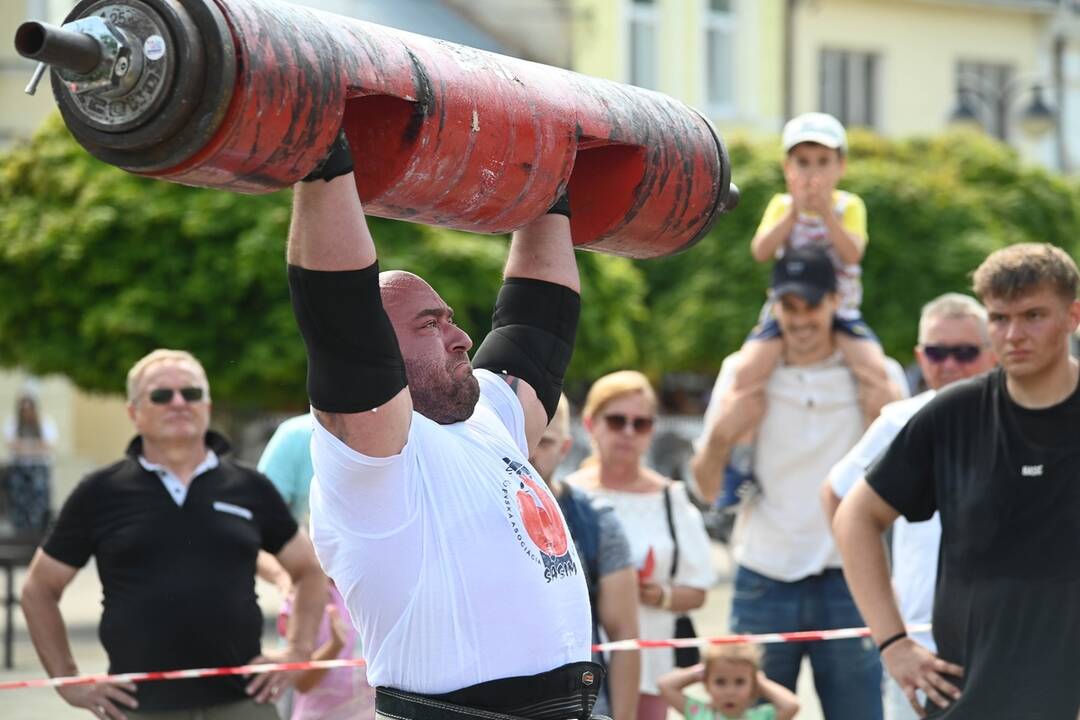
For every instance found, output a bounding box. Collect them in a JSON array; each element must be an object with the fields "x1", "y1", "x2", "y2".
[
  {"x1": 948, "y1": 76, "x2": 1057, "y2": 141},
  {"x1": 948, "y1": 91, "x2": 982, "y2": 133},
  {"x1": 1018, "y1": 85, "x2": 1055, "y2": 138}
]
